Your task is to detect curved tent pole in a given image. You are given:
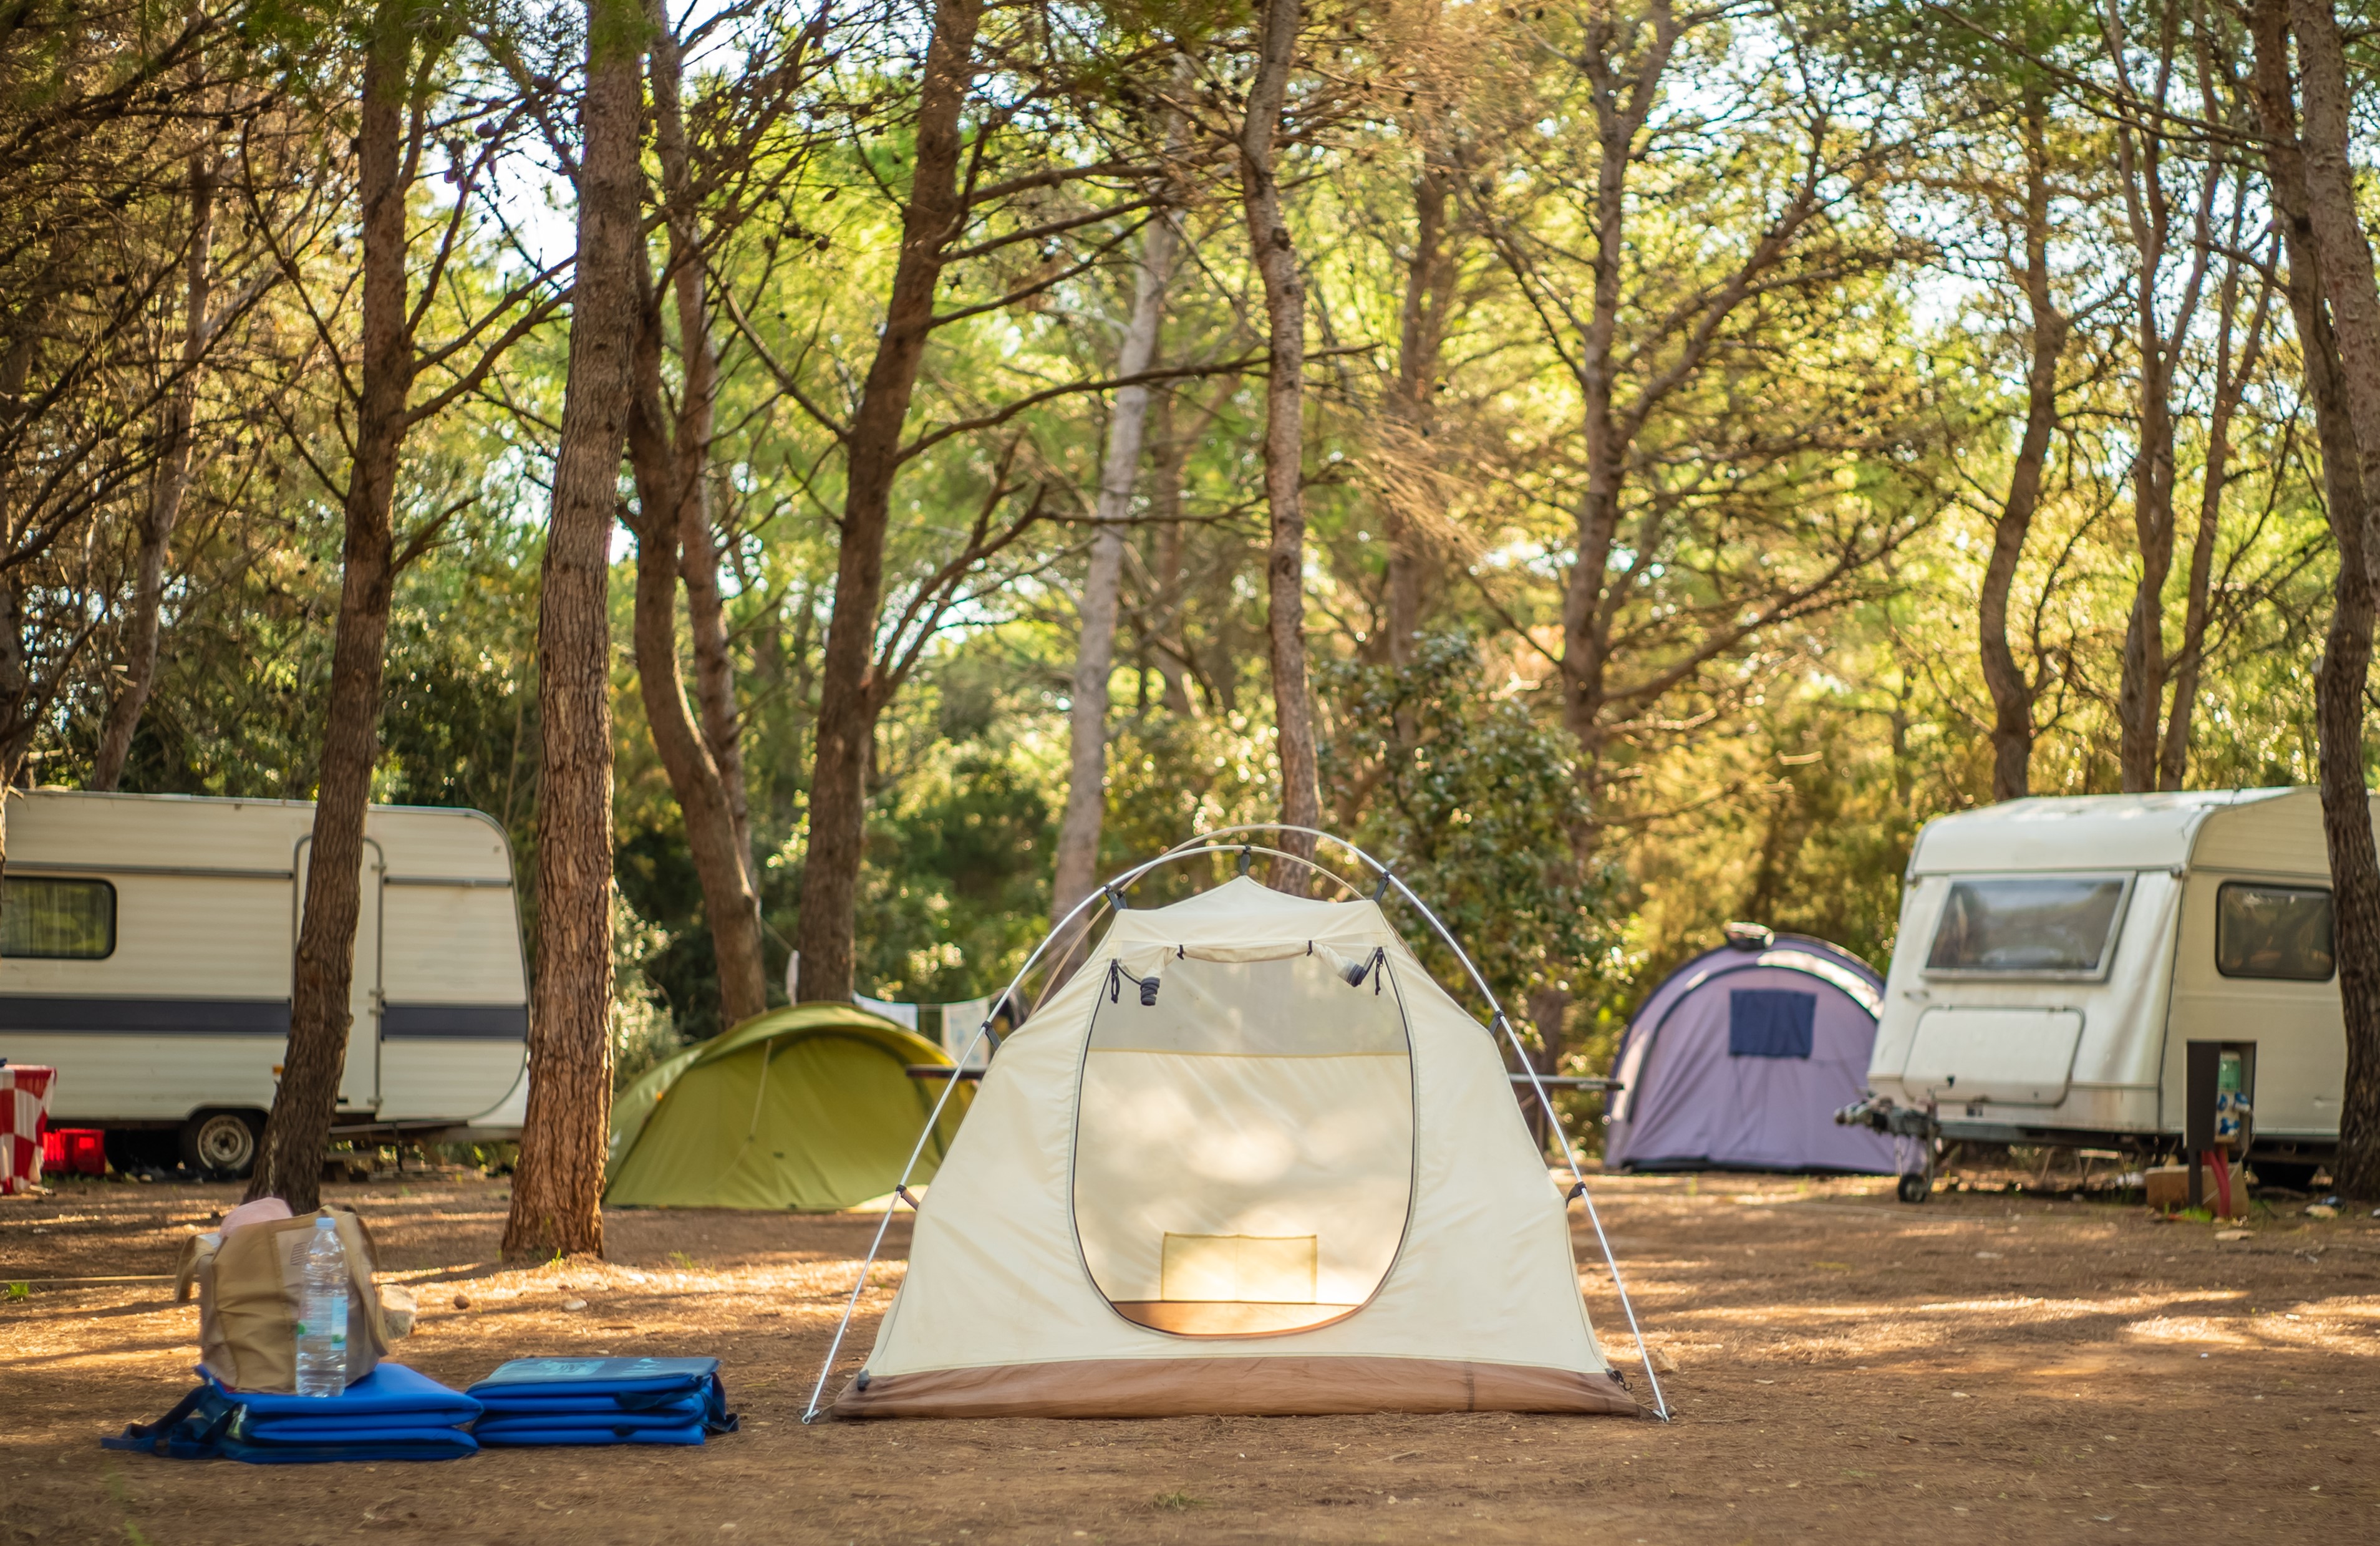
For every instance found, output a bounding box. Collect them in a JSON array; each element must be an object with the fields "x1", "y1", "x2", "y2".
[
  {"x1": 1027, "y1": 844, "x2": 1368, "y2": 1018},
  {"x1": 1163, "y1": 825, "x2": 1671, "y2": 1422},
  {"x1": 799, "y1": 841, "x2": 1352, "y2": 1423},
  {"x1": 799, "y1": 828, "x2": 1669, "y2": 1423}
]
